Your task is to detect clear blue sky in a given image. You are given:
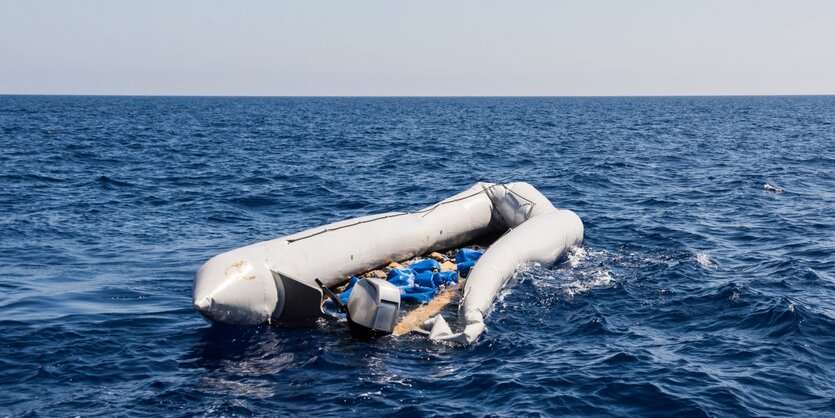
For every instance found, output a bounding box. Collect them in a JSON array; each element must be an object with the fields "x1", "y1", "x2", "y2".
[{"x1": 1, "y1": 0, "x2": 833, "y2": 96}]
